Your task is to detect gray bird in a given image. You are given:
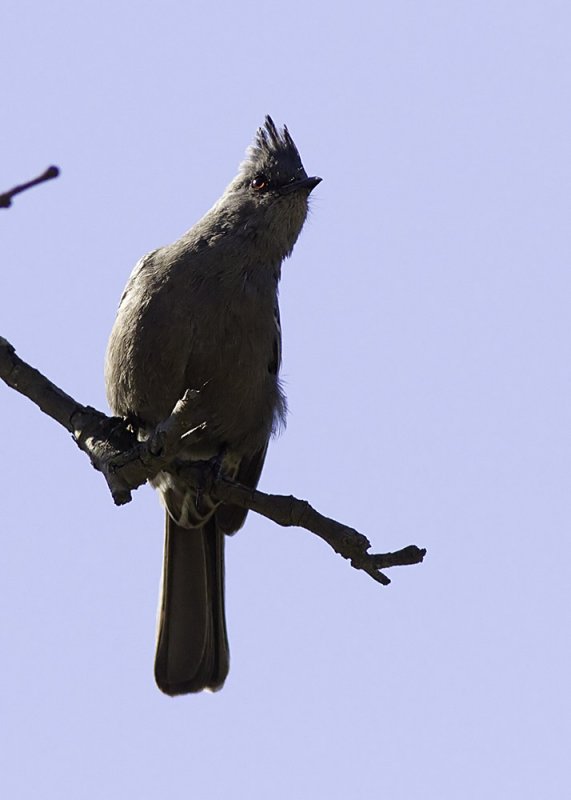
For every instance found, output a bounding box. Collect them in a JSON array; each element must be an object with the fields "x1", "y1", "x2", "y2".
[{"x1": 105, "y1": 117, "x2": 321, "y2": 695}]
